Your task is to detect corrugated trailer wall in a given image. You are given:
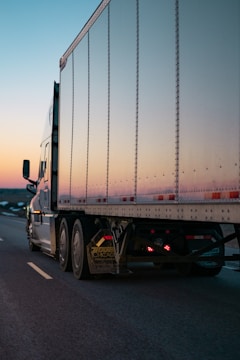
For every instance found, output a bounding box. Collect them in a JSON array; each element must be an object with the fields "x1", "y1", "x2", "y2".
[
  {"x1": 179, "y1": 0, "x2": 240, "y2": 202},
  {"x1": 58, "y1": 0, "x2": 240, "y2": 209}
]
